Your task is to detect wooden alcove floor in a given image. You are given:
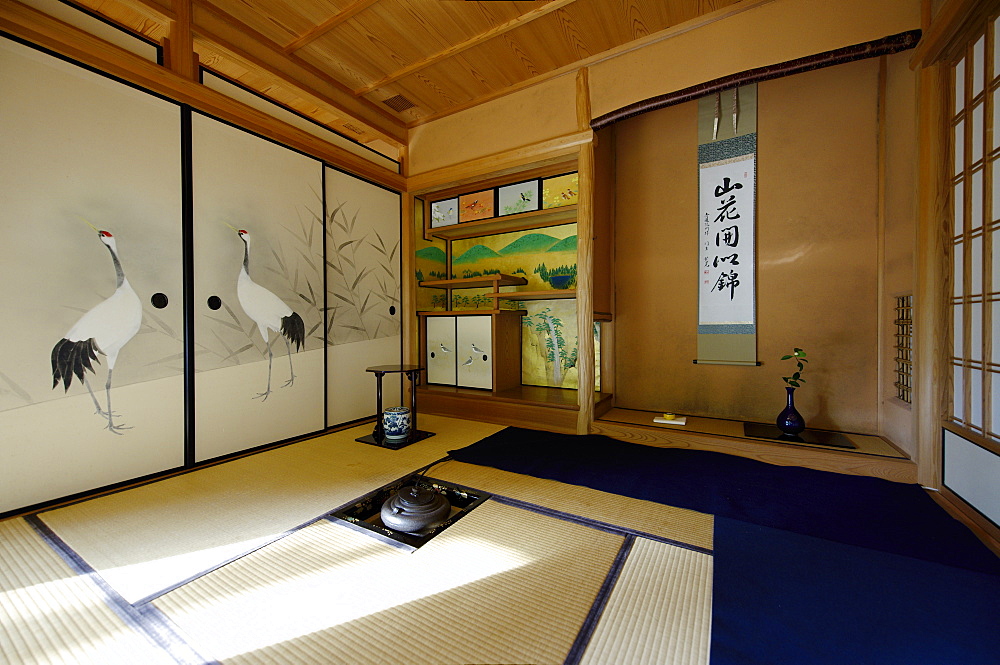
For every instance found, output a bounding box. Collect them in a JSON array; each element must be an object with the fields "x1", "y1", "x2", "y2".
[{"x1": 592, "y1": 408, "x2": 917, "y2": 484}]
